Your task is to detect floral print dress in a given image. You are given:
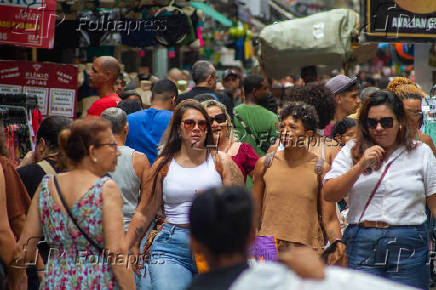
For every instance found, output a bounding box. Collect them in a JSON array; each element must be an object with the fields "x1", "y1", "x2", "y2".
[{"x1": 38, "y1": 175, "x2": 119, "y2": 289}]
